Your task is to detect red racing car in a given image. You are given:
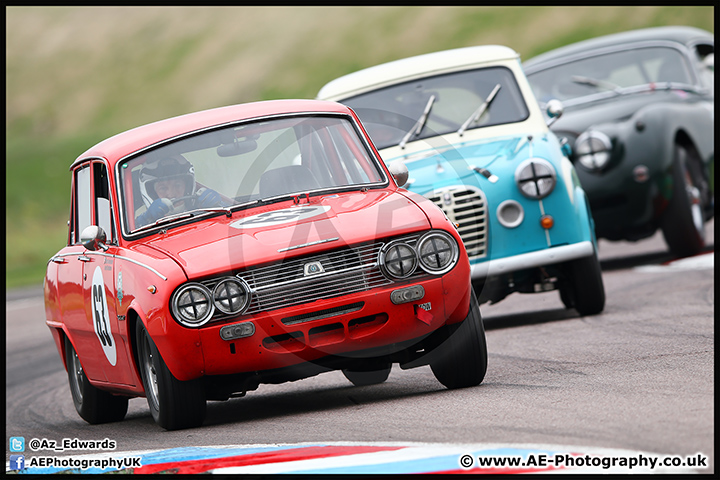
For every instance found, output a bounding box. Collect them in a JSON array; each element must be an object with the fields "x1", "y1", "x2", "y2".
[{"x1": 44, "y1": 99, "x2": 487, "y2": 430}]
